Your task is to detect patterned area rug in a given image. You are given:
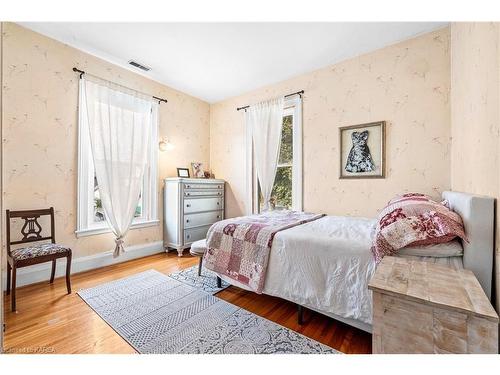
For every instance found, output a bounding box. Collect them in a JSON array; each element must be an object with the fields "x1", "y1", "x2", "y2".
[
  {"x1": 168, "y1": 265, "x2": 230, "y2": 294},
  {"x1": 77, "y1": 270, "x2": 337, "y2": 354}
]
